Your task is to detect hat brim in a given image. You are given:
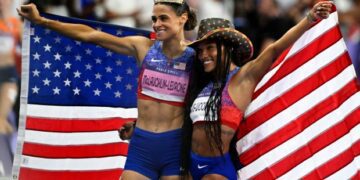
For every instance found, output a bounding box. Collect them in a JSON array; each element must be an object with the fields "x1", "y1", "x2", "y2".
[{"x1": 187, "y1": 28, "x2": 254, "y2": 62}]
